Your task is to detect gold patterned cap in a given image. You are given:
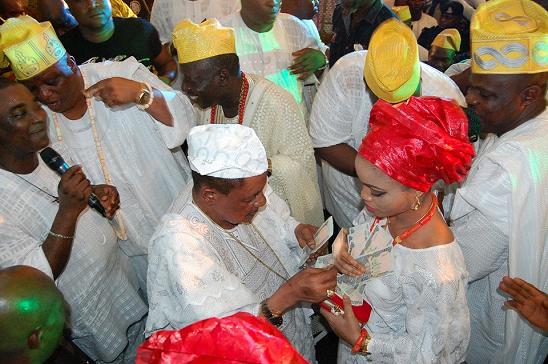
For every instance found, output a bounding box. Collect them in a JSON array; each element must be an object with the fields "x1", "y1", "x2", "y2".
[
  {"x1": 432, "y1": 28, "x2": 461, "y2": 52},
  {"x1": 471, "y1": 0, "x2": 548, "y2": 74},
  {"x1": 364, "y1": 18, "x2": 421, "y2": 104},
  {"x1": 172, "y1": 18, "x2": 236, "y2": 64},
  {"x1": 0, "y1": 16, "x2": 66, "y2": 80},
  {"x1": 392, "y1": 6, "x2": 411, "y2": 23}
]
